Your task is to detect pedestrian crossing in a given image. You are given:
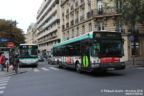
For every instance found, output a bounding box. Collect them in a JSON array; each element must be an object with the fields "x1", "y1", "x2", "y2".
[
  {"x1": 0, "y1": 76, "x2": 11, "y2": 95},
  {"x1": 33, "y1": 67, "x2": 59, "y2": 72}
]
